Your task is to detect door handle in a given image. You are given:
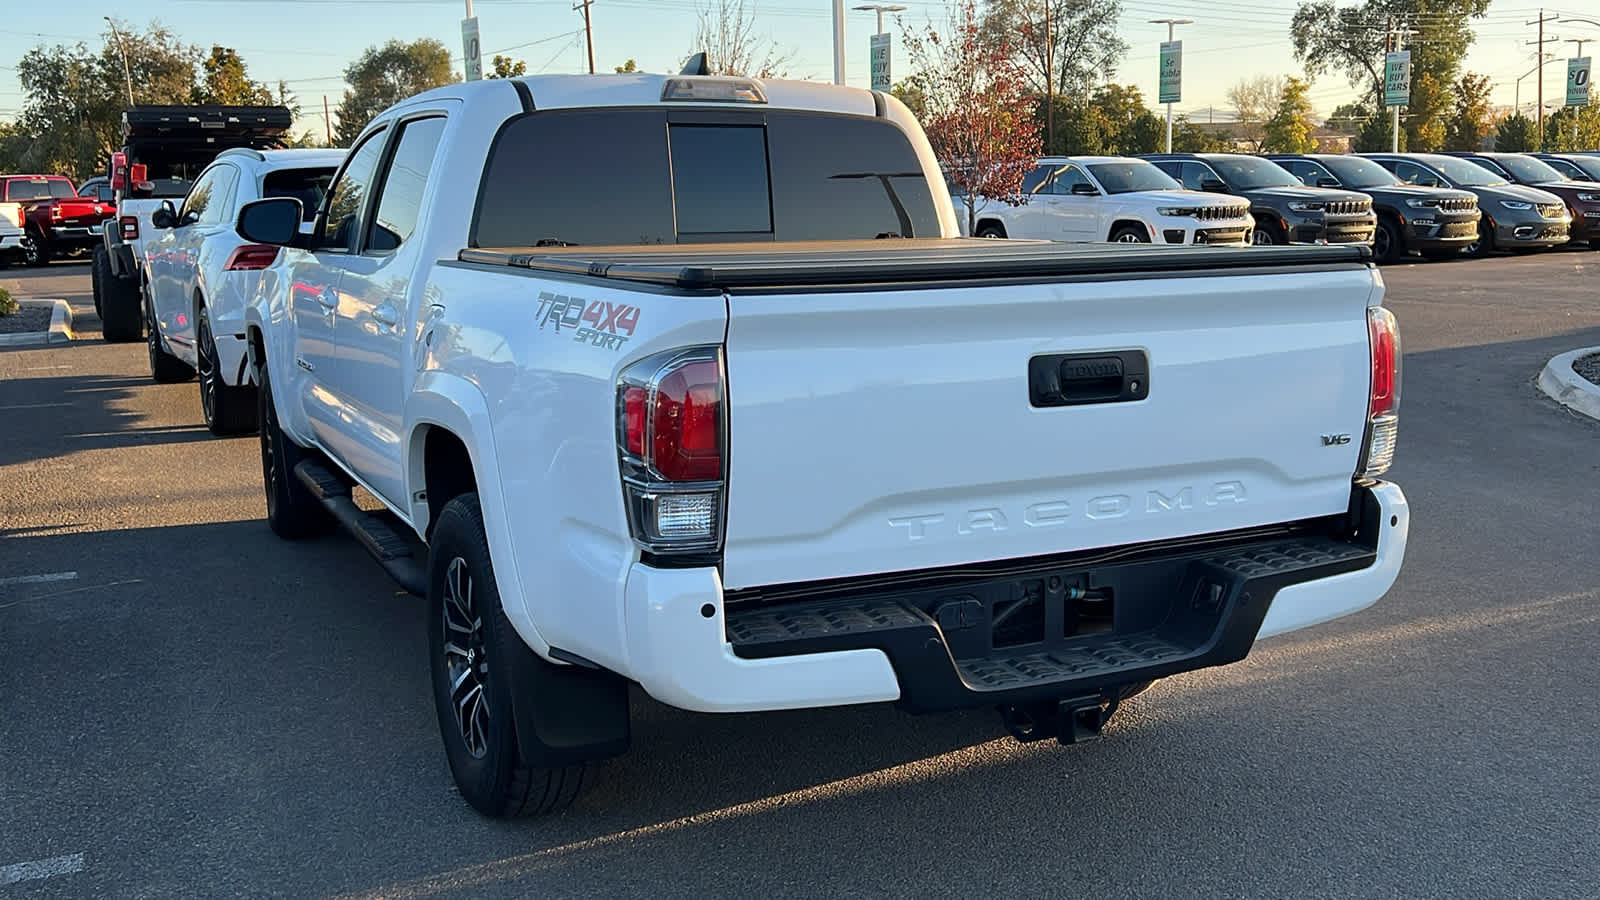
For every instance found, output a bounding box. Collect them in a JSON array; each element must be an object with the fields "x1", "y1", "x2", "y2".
[{"x1": 371, "y1": 303, "x2": 399, "y2": 328}]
